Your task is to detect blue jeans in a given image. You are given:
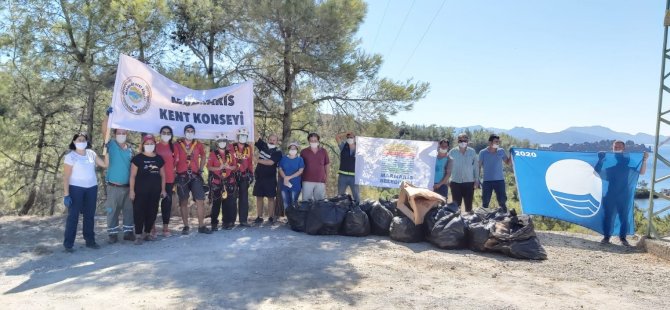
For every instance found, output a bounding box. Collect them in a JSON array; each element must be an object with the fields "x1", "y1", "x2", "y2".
[
  {"x1": 482, "y1": 180, "x2": 507, "y2": 211},
  {"x1": 281, "y1": 189, "x2": 300, "y2": 210},
  {"x1": 64, "y1": 185, "x2": 98, "y2": 249},
  {"x1": 337, "y1": 174, "x2": 360, "y2": 202}
]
